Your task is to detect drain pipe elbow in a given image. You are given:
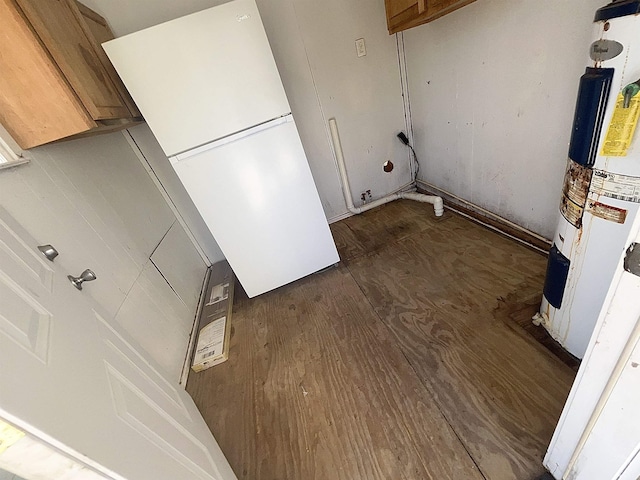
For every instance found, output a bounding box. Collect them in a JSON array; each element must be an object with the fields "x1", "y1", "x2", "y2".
[
  {"x1": 399, "y1": 192, "x2": 444, "y2": 217},
  {"x1": 433, "y1": 196, "x2": 444, "y2": 217}
]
